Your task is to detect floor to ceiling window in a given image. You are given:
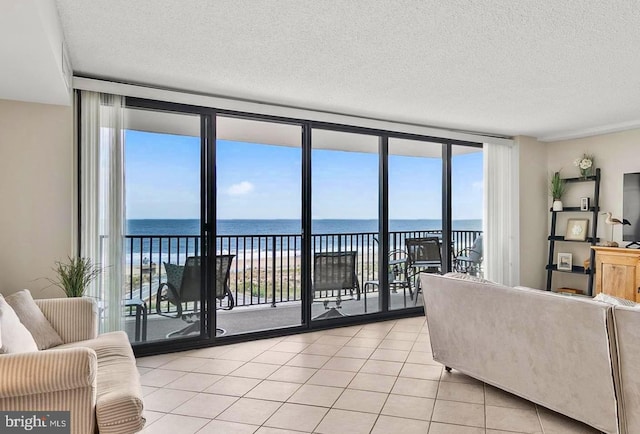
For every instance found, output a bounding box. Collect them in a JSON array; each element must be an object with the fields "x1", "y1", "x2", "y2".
[
  {"x1": 311, "y1": 129, "x2": 380, "y2": 321},
  {"x1": 81, "y1": 92, "x2": 485, "y2": 355},
  {"x1": 451, "y1": 145, "x2": 484, "y2": 277},
  {"x1": 387, "y1": 138, "x2": 443, "y2": 310},
  {"x1": 215, "y1": 116, "x2": 304, "y2": 336},
  {"x1": 122, "y1": 104, "x2": 206, "y2": 344}
]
